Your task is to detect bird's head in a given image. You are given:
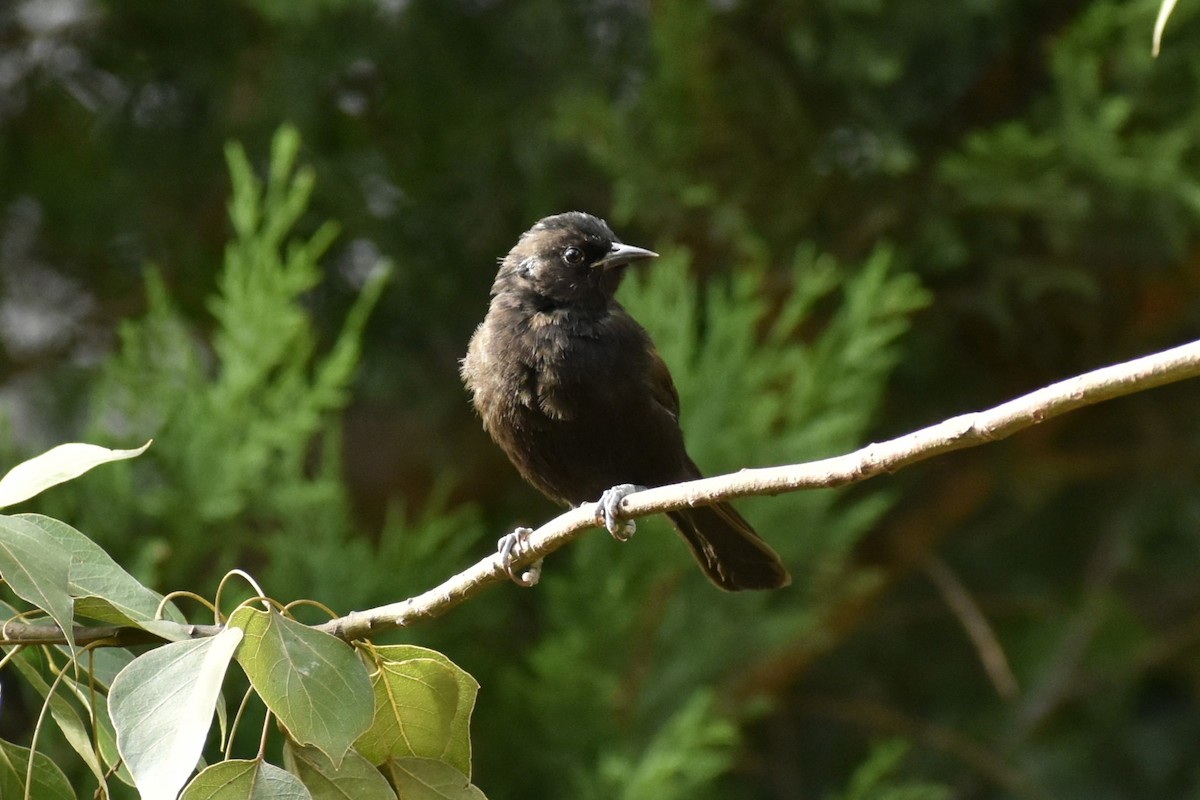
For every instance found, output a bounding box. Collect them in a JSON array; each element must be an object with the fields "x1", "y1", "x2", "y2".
[{"x1": 493, "y1": 212, "x2": 658, "y2": 307}]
